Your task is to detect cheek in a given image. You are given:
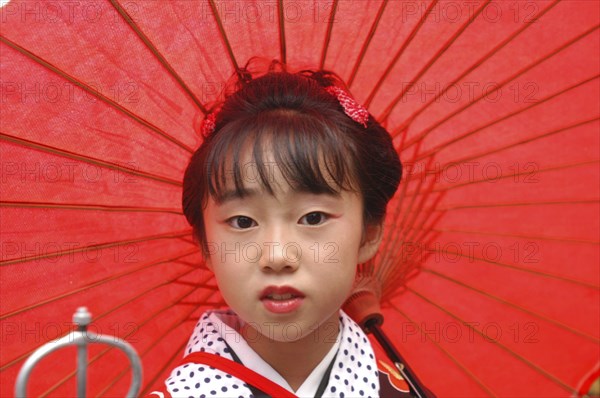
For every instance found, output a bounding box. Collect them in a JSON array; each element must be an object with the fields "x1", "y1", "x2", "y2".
[
  {"x1": 202, "y1": 219, "x2": 233, "y2": 265},
  {"x1": 211, "y1": 265, "x2": 248, "y2": 305},
  {"x1": 201, "y1": 202, "x2": 227, "y2": 242},
  {"x1": 203, "y1": 220, "x2": 218, "y2": 246},
  {"x1": 320, "y1": 256, "x2": 357, "y2": 297}
]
